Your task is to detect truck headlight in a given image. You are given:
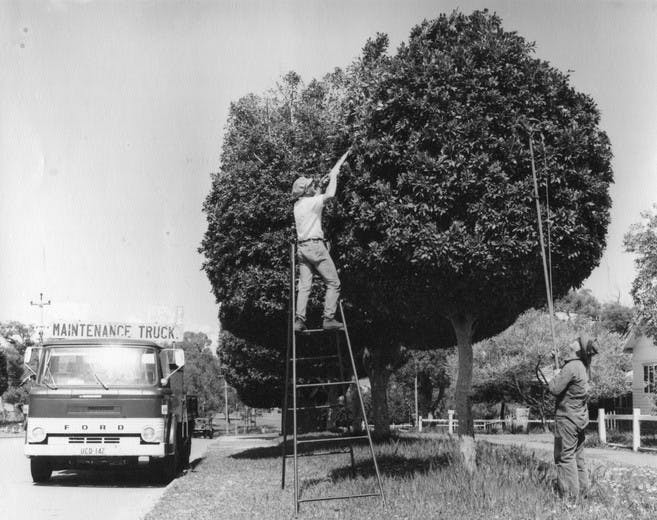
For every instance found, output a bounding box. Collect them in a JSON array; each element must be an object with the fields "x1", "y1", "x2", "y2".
[
  {"x1": 141, "y1": 426, "x2": 157, "y2": 443},
  {"x1": 31, "y1": 427, "x2": 46, "y2": 443}
]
